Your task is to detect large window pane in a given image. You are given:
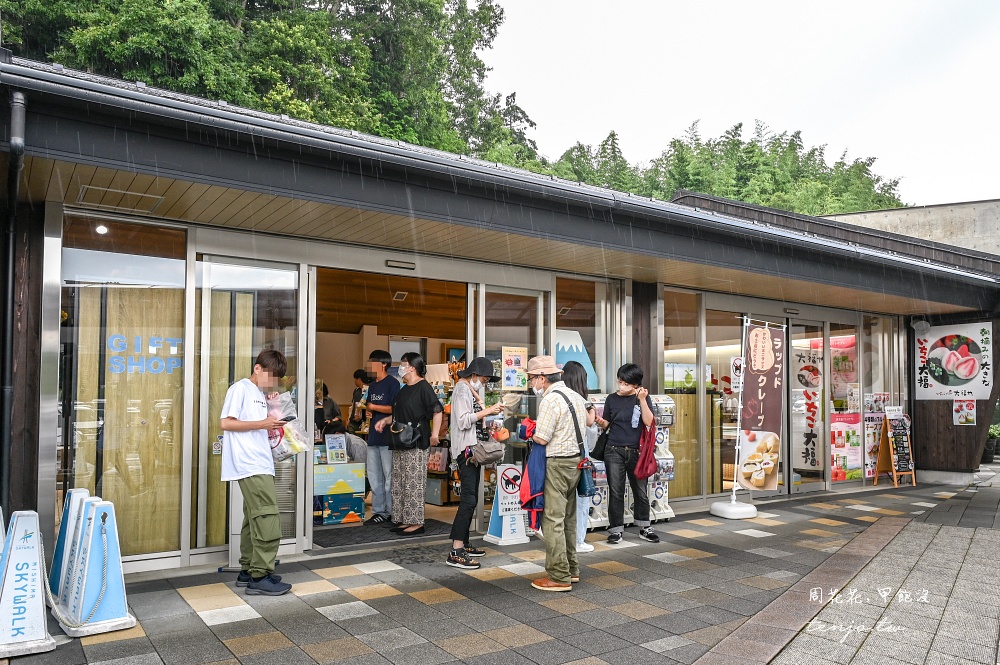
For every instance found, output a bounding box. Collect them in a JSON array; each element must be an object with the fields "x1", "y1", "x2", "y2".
[
  {"x1": 58, "y1": 218, "x2": 186, "y2": 556},
  {"x1": 830, "y1": 322, "x2": 862, "y2": 485},
  {"x1": 556, "y1": 278, "x2": 608, "y2": 392},
  {"x1": 706, "y1": 310, "x2": 742, "y2": 495},
  {"x1": 662, "y1": 290, "x2": 700, "y2": 498}
]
